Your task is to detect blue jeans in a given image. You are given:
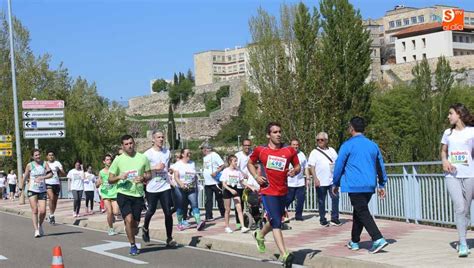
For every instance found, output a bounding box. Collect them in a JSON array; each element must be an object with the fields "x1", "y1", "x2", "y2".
[
  {"x1": 176, "y1": 187, "x2": 200, "y2": 223},
  {"x1": 316, "y1": 186, "x2": 339, "y2": 223},
  {"x1": 285, "y1": 186, "x2": 306, "y2": 219}
]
